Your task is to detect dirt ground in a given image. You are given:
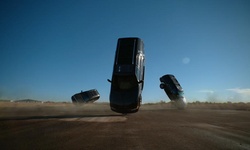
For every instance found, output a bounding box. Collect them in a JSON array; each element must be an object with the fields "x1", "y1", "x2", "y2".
[{"x1": 0, "y1": 102, "x2": 250, "y2": 150}]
